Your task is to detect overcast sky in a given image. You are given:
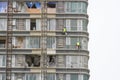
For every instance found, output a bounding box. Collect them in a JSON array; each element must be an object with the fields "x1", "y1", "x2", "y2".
[{"x1": 88, "y1": 0, "x2": 120, "y2": 80}]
